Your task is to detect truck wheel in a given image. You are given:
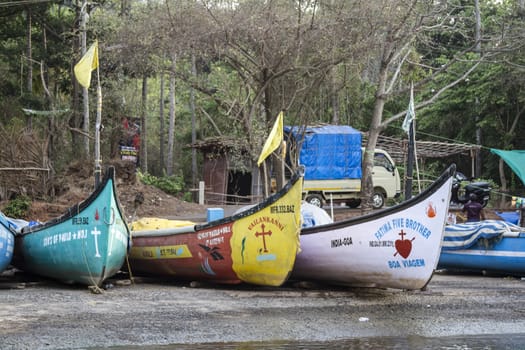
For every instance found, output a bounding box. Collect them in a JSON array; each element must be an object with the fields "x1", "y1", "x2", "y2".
[
  {"x1": 372, "y1": 192, "x2": 385, "y2": 209},
  {"x1": 347, "y1": 199, "x2": 361, "y2": 208},
  {"x1": 306, "y1": 194, "x2": 323, "y2": 207}
]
